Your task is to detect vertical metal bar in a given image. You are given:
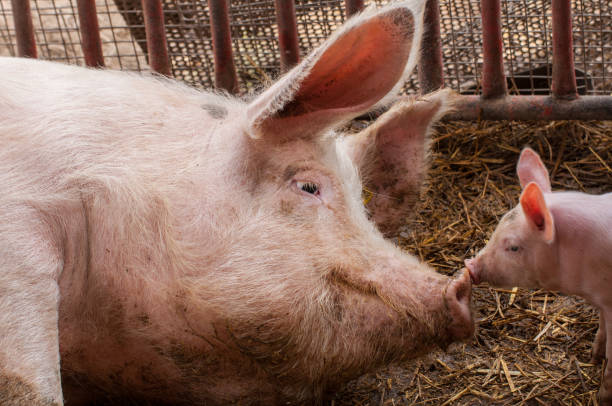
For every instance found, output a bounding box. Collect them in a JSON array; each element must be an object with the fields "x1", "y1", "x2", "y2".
[
  {"x1": 344, "y1": 0, "x2": 364, "y2": 17},
  {"x1": 418, "y1": 0, "x2": 444, "y2": 94},
  {"x1": 480, "y1": 0, "x2": 507, "y2": 98},
  {"x1": 141, "y1": 0, "x2": 171, "y2": 76},
  {"x1": 274, "y1": 0, "x2": 299, "y2": 72},
  {"x1": 208, "y1": 0, "x2": 238, "y2": 93},
  {"x1": 77, "y1": 0, "x2": 104, "y2": 67},
  {"x1": 11, "y1": 0, "x2": 37, "y2": 58},
  {"x1": 551, "y1": 0, "x2": 577, "y2": 99}
]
